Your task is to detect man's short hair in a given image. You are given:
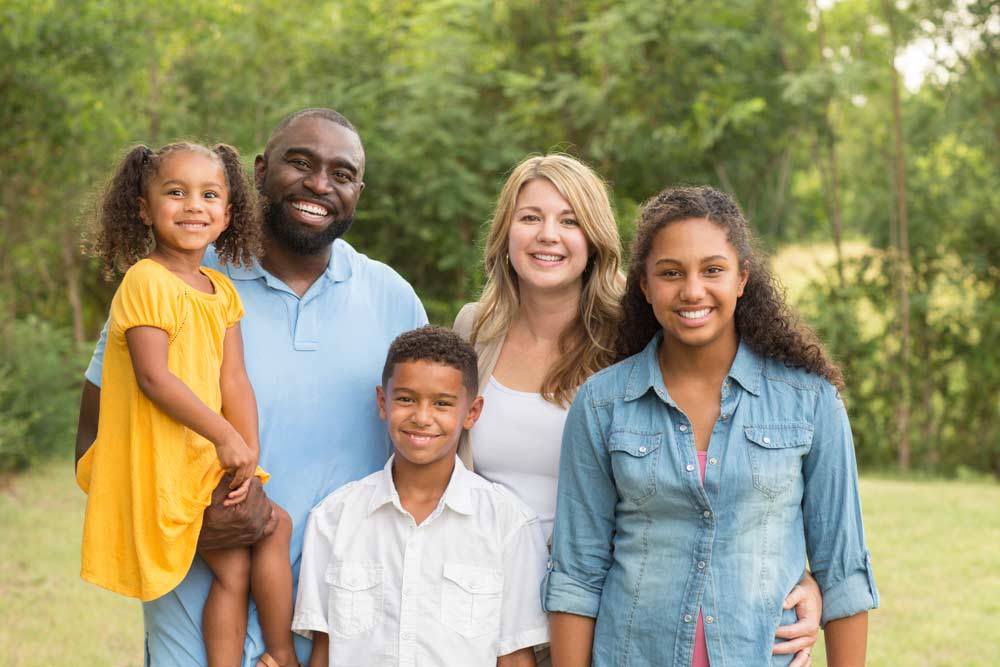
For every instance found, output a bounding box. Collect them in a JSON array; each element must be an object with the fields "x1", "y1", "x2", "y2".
[
  {"x1": 264, "y1": 107, "x2": 359, "y2": 157},
  {"x1": 381, "y1": 326, "x2": 479, "y2": 396}
]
